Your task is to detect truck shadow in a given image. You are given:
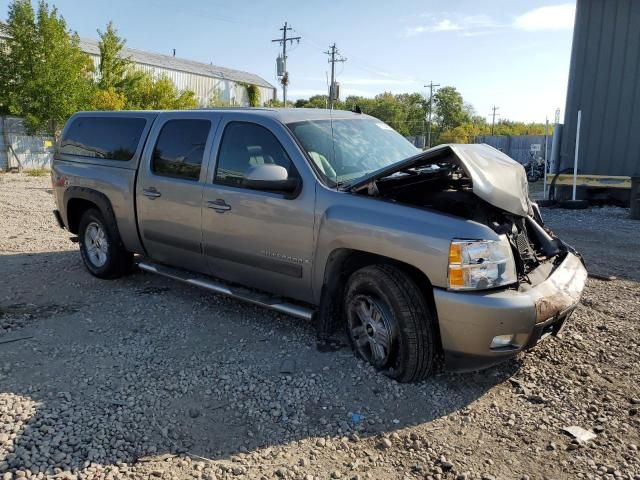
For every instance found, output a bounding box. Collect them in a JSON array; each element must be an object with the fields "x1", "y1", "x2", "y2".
[{"x1": 0, "y1": 250, "x2": 523, "y2": 476}]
